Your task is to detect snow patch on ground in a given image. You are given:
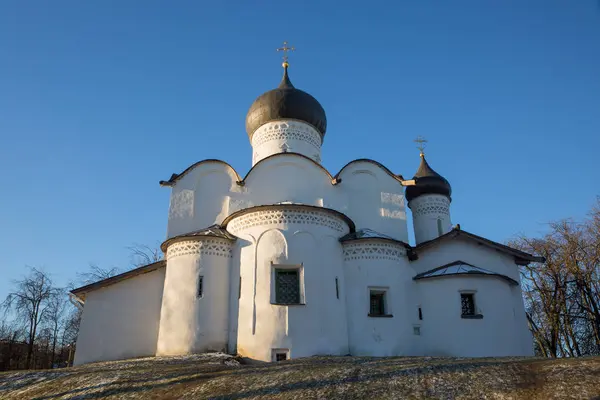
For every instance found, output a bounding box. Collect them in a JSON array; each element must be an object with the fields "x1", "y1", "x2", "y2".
[{"x1": 0, "y1": 353, "x2": 599, "y2": 399}]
